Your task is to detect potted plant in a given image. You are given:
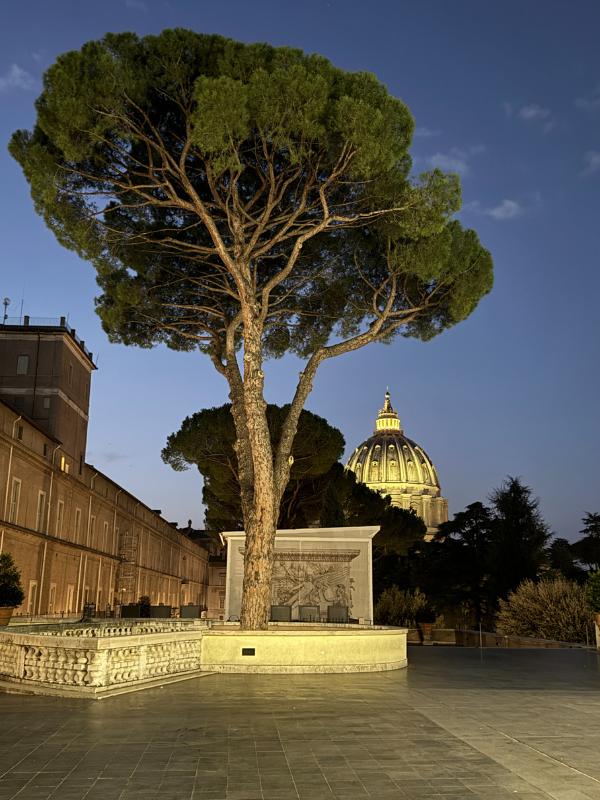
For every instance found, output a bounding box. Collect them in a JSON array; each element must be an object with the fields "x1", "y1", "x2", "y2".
[
  {"x1": 0, "y1": 552, "x2": 25, "y2": 626},
  {"x1": 585, "y1": 571, "x2": 600, "y2": 627},
  {"x1": 415, "y1": 603, "x2": 436, "y2": 643}
]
